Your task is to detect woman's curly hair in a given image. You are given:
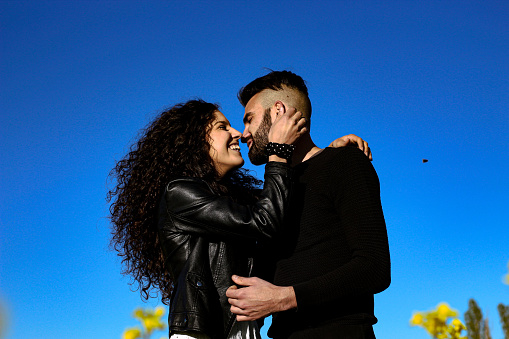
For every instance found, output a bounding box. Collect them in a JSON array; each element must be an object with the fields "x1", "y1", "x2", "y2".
[{"x1": 107, "y1": 99, "x2": 261, "y2": 304}]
